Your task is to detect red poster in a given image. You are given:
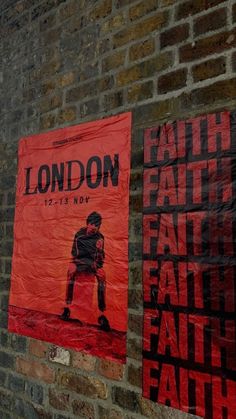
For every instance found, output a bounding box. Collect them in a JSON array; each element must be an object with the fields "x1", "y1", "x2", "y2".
[
  {"x1": 9, "y1": 112, "x2": 131, "y2": 363},
  {"x1": 143, "y1": 111, "x2": 236, "y2": 417}
]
